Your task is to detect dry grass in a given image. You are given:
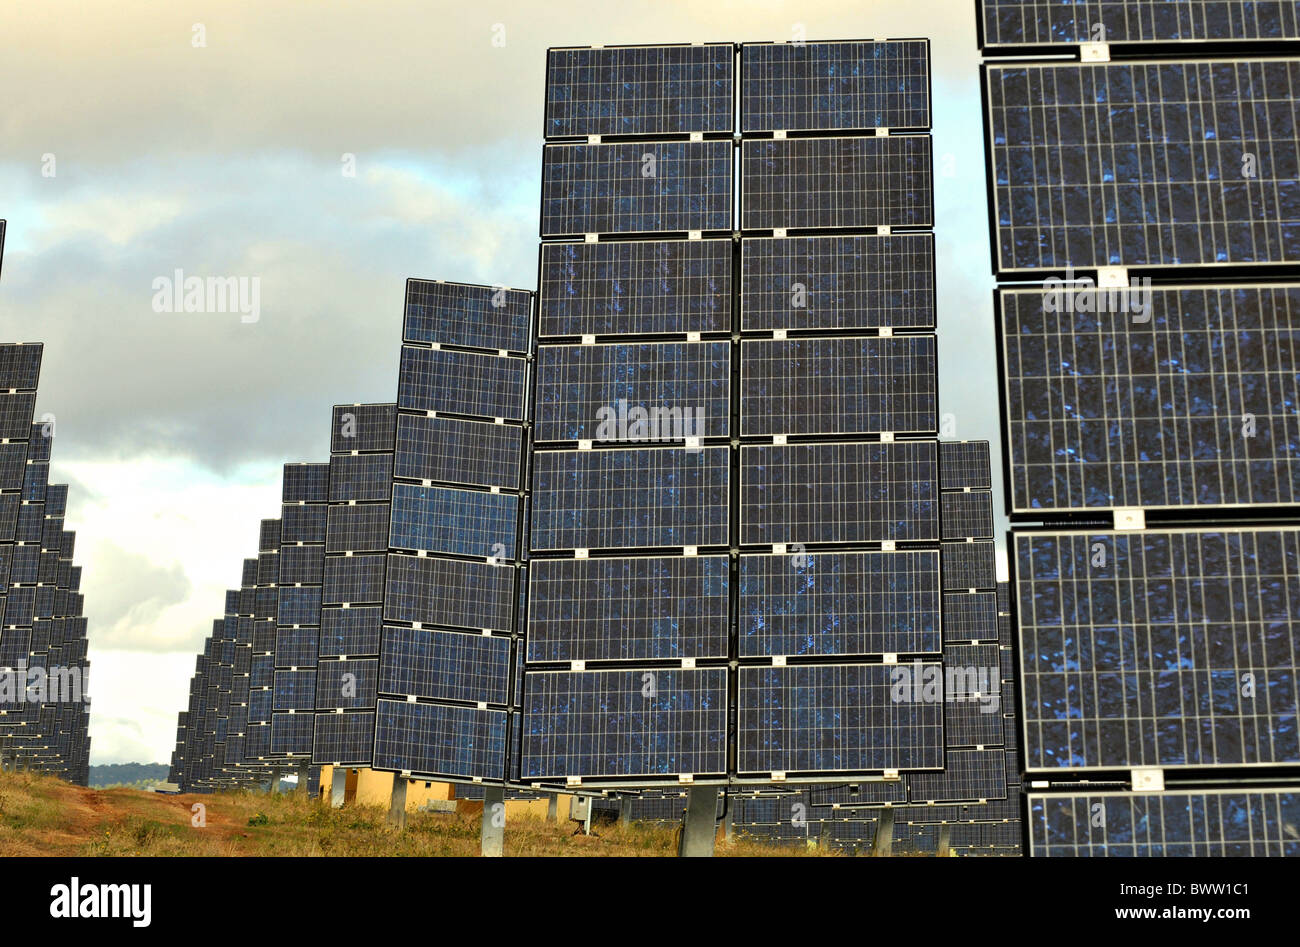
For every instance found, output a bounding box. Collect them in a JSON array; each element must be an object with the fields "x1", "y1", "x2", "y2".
[{"x1": 0, "y1": 771, "x2": 842, "y2": 857}]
